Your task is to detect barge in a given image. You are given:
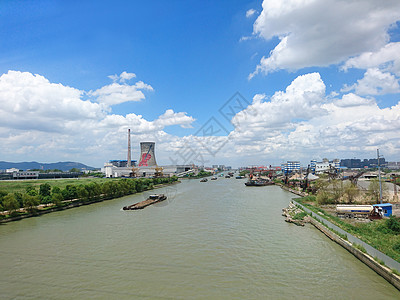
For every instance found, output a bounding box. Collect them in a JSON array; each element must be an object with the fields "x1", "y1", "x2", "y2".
[{"x1": 123, "y1": 194, "x2": 167, "y2": 210}]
